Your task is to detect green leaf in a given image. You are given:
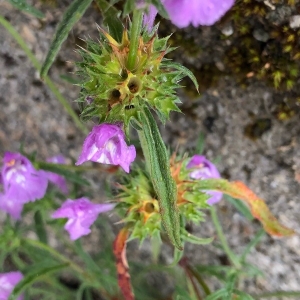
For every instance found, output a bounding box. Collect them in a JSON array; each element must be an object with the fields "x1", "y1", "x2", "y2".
[
  {"x1": 137, "y1": 106, "x2": 182, "y2": 250},
  {"x1": 94, "y1": 0, "x2": 123, "y2": 43},
  {"x1": 169, "y1": 246, "x2": 184, "y2": 267},
  {"x1": 205, "y1": 289, "x2": 226, "y2": 300},
  {"x1": 150, "y1": 0, "x2": 169, "y2": 19},
  {"x1": 9, "y1": 263, "x2": 69, "y2": 300},
  {"x1": 162, "y1": 61, "x2": 199, "y2": 92},
  {"x1": 181, "y1": 229, "x2": 214, "y2": 245},
  {"x1": 34, "y1": 211, "x2": 48, "y2": 244},
  {"x1": 240, "y1": 228, "x2": 265, "y2": 263},
  {"x1": 123, "y1": 0, "x2": 135, "y2": 15},
  {"x1": 40, "y1": 0, "x2": 93, "y2": 79},
  {"x1": 7, "y1": 0, "x2": 45, "y2": 18},
  {"x1": 233, "y1": 290, "x2": 255, "y2": 300},
  {"x1": 195, "y1": 132, "x2": 205, "y2": 154},
  {"x1": 224, "y1": 195, "x2": 253, "y2": 221},
  {"x1": 37, "y1": 161, "x2": 90, "y2": 186},
  {"x1": 60, "y1": 74, "x2": 80, "y2": 84},
  {"x1": 195, "y1": 265, "x2": 231, "y2": 281}
]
